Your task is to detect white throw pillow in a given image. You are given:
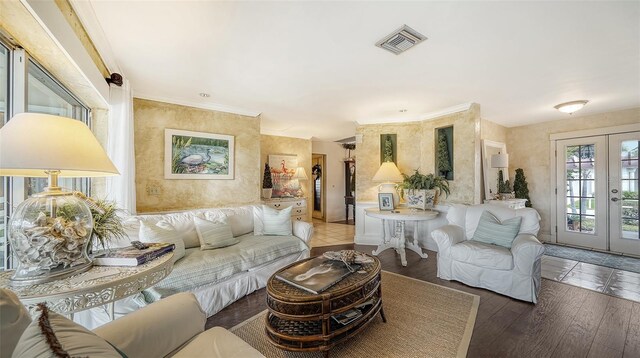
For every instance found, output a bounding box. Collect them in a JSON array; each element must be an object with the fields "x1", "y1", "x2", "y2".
[
  {"x1": 194, "y1": 217, "x2": 239, "y2": 250},
  {"x1": 139, "y1": 222, "x2": 186, "y2": 263},
  {"x1": 12, "y1": 305, "x2": 122, "y2": 358},
  {"x1": 253, "y1": 206, "x2": 265, "y2": 235},
  {"x1": 1, "y1": 289, "x2": 31, "y2": 358},
  {"x1": 262, "y1": 205, "x2": 293, "y2": 236}
]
